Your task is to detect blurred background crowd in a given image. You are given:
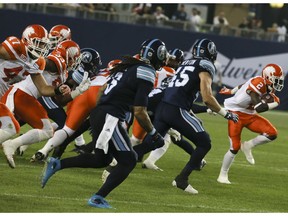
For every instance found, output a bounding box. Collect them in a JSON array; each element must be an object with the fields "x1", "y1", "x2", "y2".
[{"x1": 2, "y1": 3, "x2": 288, "y2": 43}]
